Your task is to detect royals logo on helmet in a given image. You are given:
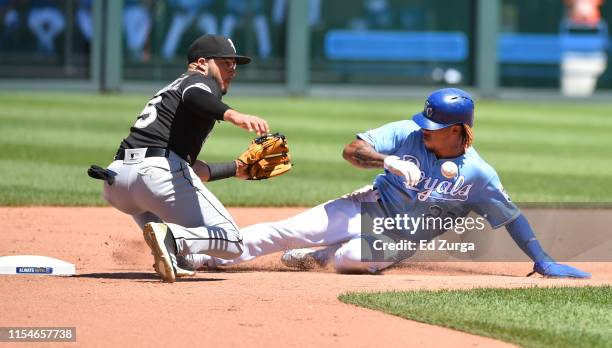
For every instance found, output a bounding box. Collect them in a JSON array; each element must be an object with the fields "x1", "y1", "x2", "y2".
[{"x1": 424, "y1": 101, "x2": 434, "y2": 117}]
